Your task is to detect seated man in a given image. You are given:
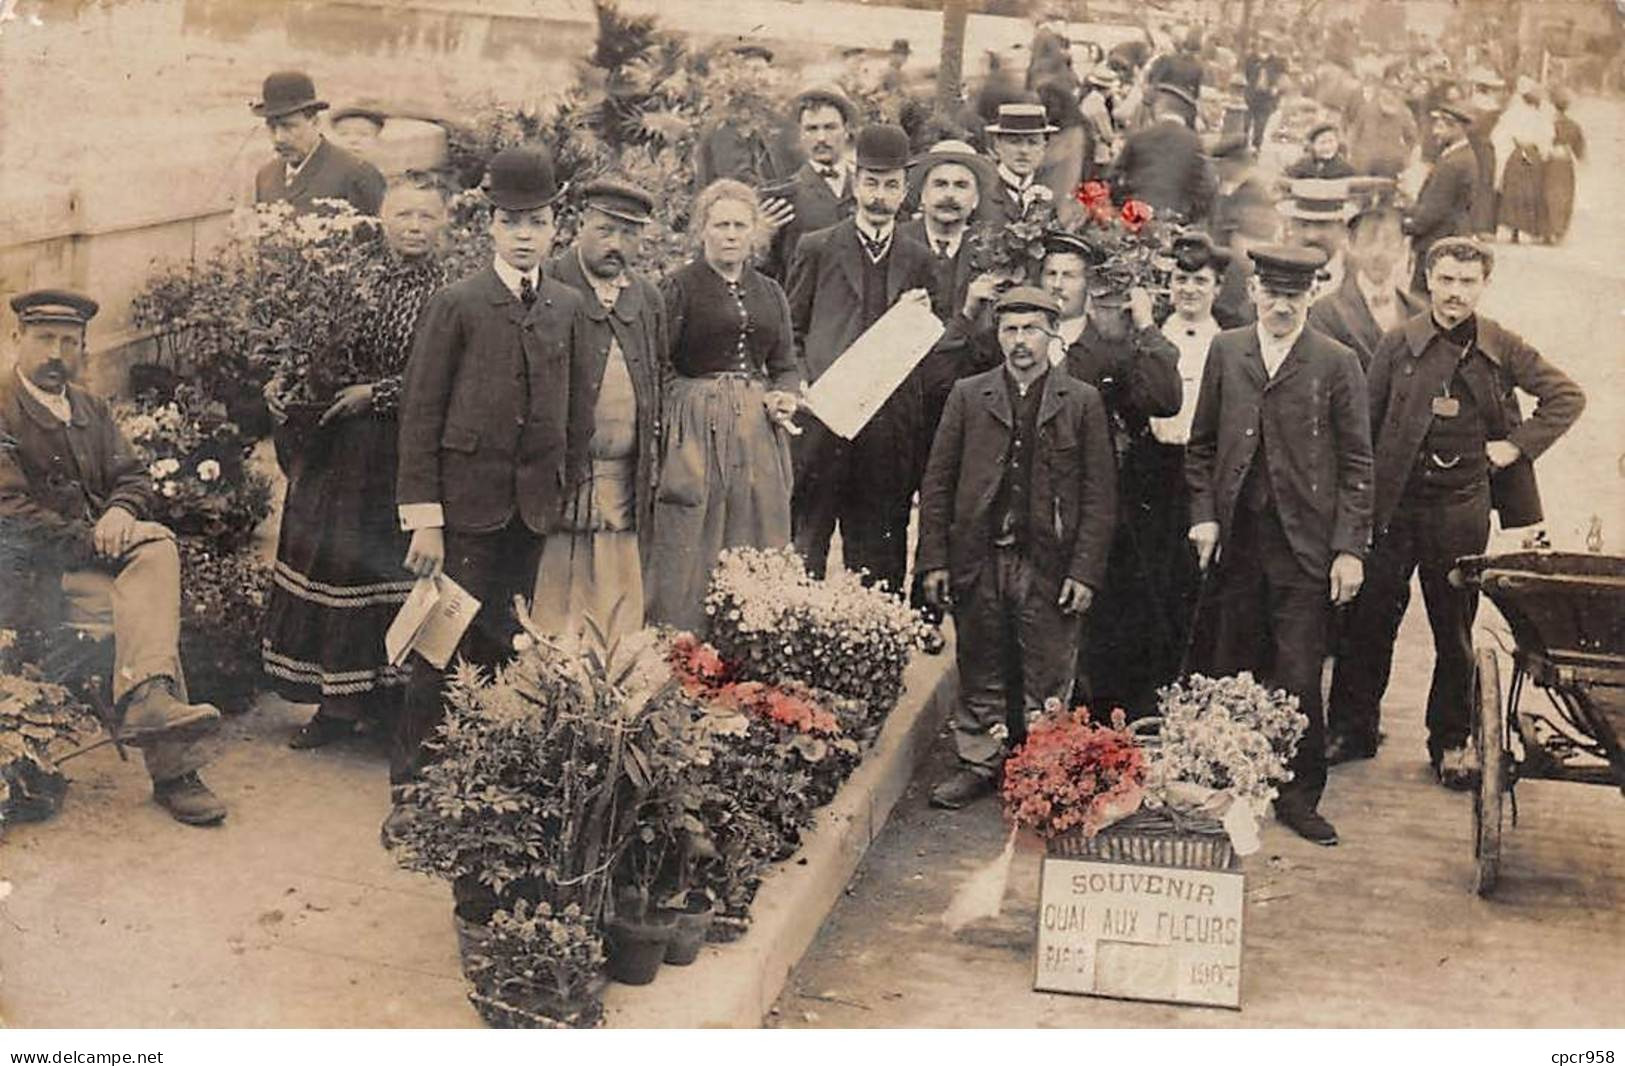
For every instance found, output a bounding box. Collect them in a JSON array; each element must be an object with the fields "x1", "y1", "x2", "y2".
[{"x1": 0, "y1": 290, "x2": 226, "y2": 826}]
